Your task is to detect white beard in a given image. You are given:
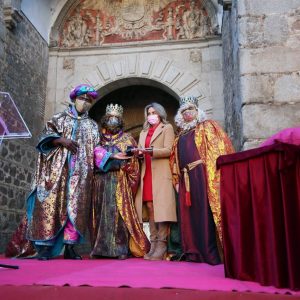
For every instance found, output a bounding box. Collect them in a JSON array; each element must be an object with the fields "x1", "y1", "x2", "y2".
[{"x1": 179, "y1": 118, "x2": 198, "y2": 131}]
